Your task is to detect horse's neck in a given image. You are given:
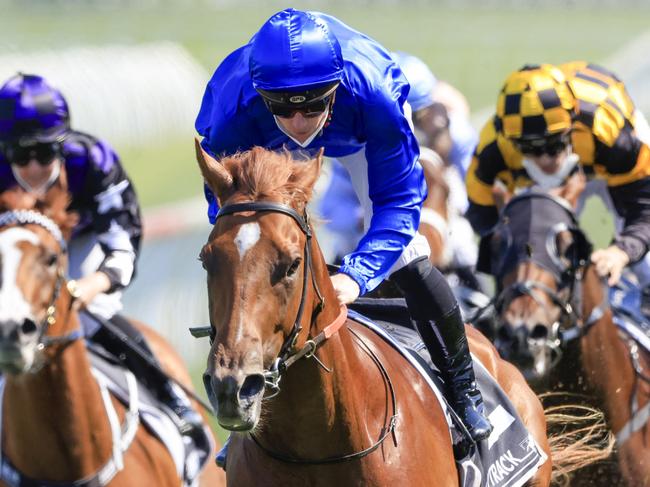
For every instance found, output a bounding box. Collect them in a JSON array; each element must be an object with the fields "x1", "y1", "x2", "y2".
[
  {"x1": 256, "y1": 237, "x2": 383, "y2": 459},
  {"x1": 2, "y1": 303, "x2": 113, "y2": 479}
]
